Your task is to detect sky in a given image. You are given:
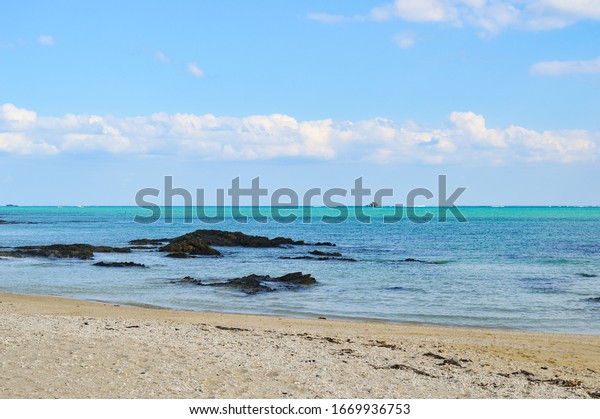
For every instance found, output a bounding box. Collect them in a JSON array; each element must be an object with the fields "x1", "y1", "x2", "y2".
[{"x1": 1, "y1": 0, "x2": 599, "y2": 206}]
